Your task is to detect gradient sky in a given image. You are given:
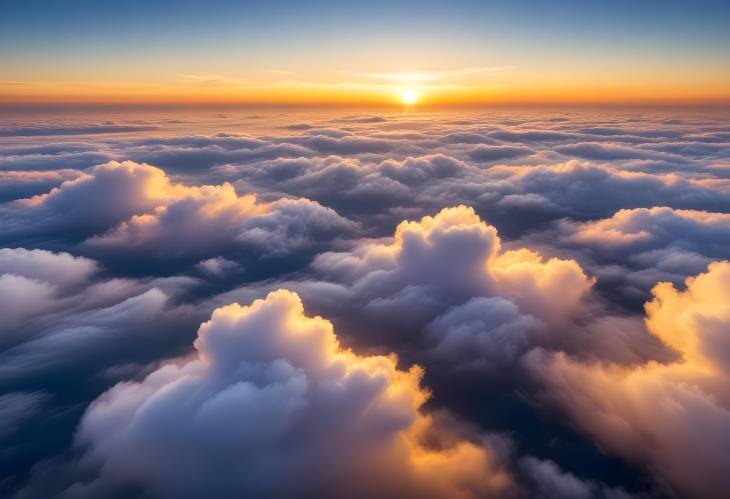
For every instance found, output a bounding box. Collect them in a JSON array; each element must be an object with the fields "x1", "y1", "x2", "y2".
[{"x1": 1, "y1": 0, "x2": 729, "y2": 106}]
